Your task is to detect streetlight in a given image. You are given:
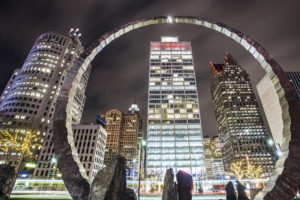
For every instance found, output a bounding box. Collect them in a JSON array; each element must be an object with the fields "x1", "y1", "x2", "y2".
[
  {"x1": 267, "y1": 138, "x2": 274, "y2": 146},
  {"x1": 138, "y1": 139, "x2": 146, "y2": 200}
]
